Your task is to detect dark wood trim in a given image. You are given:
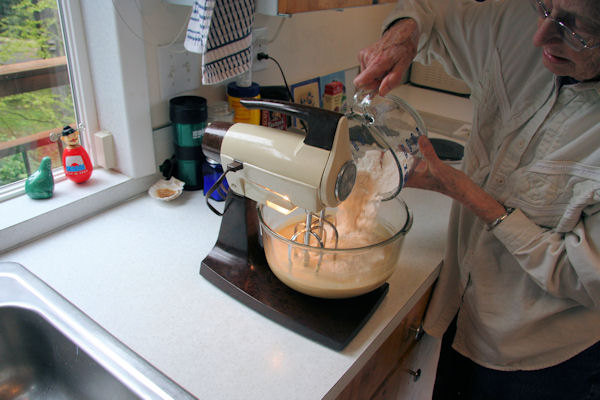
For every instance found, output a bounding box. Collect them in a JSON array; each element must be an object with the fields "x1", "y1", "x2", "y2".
[
  {"x1": 276, "y1": 0, "x2": 395, "y2": 14},
  {"x1": 0, "y1": 56, "x2": 69, "y2": 97}
]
